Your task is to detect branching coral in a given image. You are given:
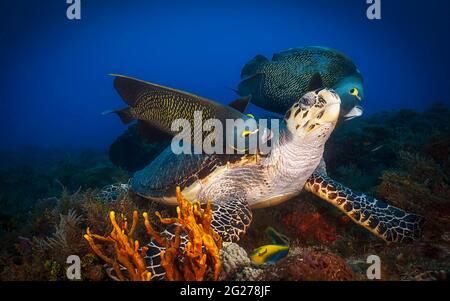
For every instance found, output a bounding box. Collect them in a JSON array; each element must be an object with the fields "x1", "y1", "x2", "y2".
[
  {"x1": 32, "y1": 209, "x2": 86, "y2": 260},
  {"x1": 84, "y1": 187, "x2": 222, "y2": 281},
  {"x1": 144, "y1": 187, "x2": 222, "y2": 281},
  {"x1": 84, "y1": 210, "x2": 151, "y2": 281}
]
